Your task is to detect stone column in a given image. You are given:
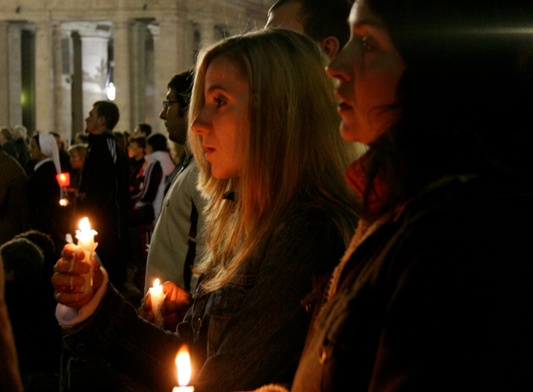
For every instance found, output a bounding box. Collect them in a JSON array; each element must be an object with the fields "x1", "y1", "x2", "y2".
[
  {"x1": 0, "y1": 22, "x2": 12, "y2": 125},
  {"x1": 112, "y1": 18, "x2": 131, "y2": 133},
  {"x1": 34, "y1": 19, "x2": 54, "y2": 133},
  {"x1": 197, "y1": 12, "x2": 216, "y2": 50},
  {"x1": 145, "y1": 22, "x2": 158, "y2": 129},
  {"x1": 77, "y1": 22, "x2": 112, "y2": 120},
  {"x1": 129, "y1": 20, "x2": 149, "y2": 129},
  {"x1": 52, "y1": 22, "x2": 67, "y2": 140},
  {"x1": 6, "y1": 23, "x2": 23, "y2": 127}
]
